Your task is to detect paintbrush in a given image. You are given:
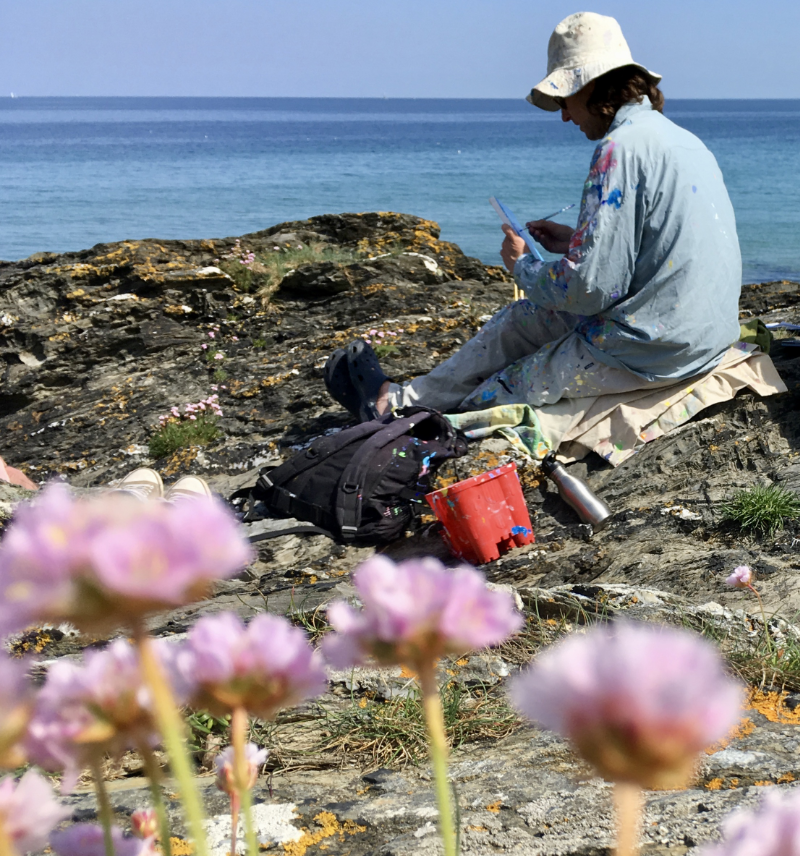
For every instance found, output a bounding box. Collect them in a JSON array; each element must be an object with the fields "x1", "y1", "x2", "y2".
[{"x1": 534, "y1": 203, "x2": 576, "y2": 221}]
